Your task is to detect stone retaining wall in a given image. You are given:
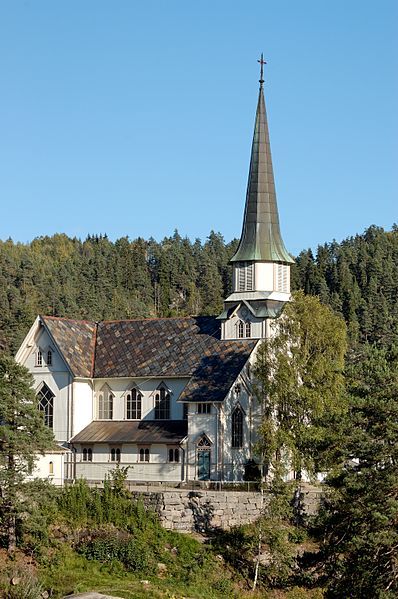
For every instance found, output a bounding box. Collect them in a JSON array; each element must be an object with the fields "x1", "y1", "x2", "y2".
[{"x1": 131, "y1": 489, "x2": 264, "y2": 532}]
